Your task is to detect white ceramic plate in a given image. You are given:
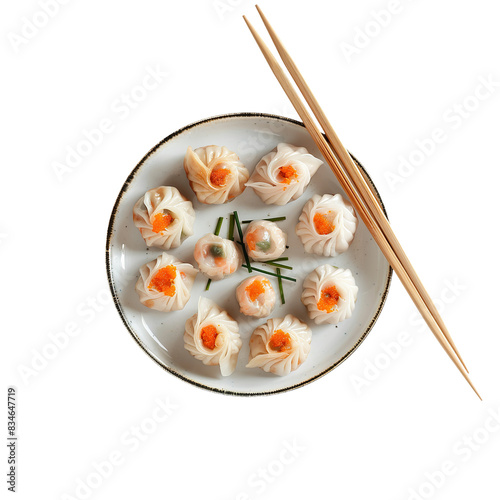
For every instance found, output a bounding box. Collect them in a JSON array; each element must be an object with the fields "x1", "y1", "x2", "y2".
[{"x1": 106, "y1": 113, "x2": 392, "y2": 395}]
